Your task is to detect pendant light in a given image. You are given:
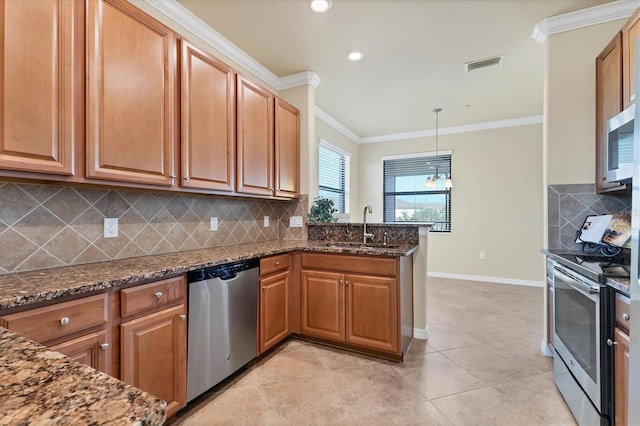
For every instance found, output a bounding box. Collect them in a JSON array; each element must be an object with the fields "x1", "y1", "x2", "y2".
[{"x1": 424, "y1": 108, "x2": 452, "y2": 190}]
